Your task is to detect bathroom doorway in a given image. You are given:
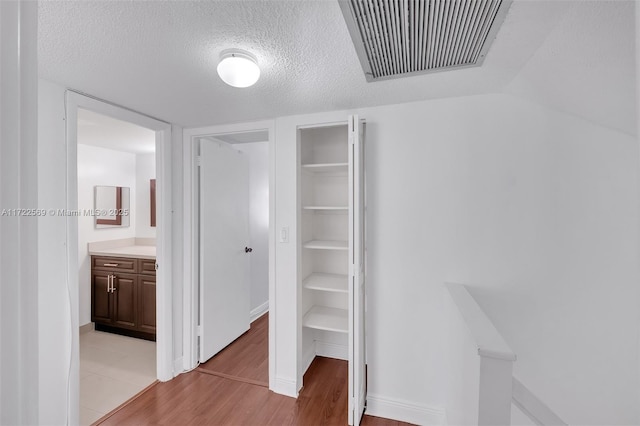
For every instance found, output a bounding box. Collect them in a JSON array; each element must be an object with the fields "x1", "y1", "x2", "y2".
[
  {"x1": 65, "y1": 92, "x2": 173, "y2": 425},
  {"x1": 76, "y1": 108, "x2": 158, "y2": 424}
]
